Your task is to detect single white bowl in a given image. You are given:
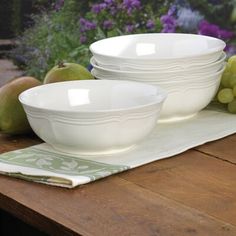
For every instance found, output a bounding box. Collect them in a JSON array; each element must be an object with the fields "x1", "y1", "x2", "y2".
[
  {"x1": 90, "y1": 33, "x2": 225, "y2": 68},
  {"x1": 91, "y1": 52, "x2": 226, "y2": 73},
  {"x1": 95, "y1": 67, "x2": 225, "y2": 122},
  {"x1": 19, "y1": 80, "x2": 167, "y2": 155}
]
